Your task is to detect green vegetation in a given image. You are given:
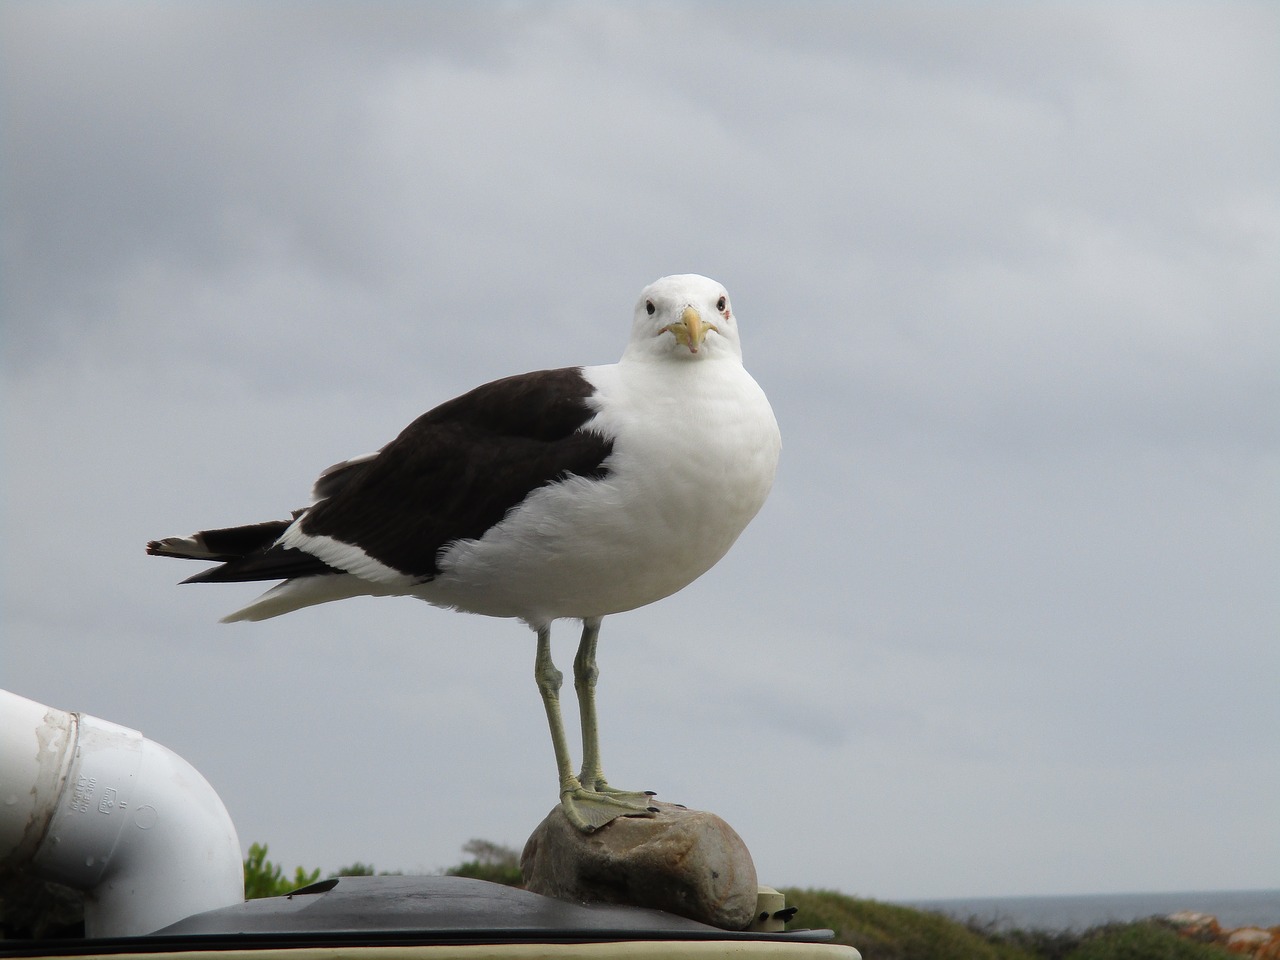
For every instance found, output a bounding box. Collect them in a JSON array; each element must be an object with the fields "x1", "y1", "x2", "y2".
[
  {"x1": 242, "y1": 842, "x2": 321, "y2": 899},
  {"x1": 782, "y1": 888, "x2": 1234, "y2": 960},
  {"x1": 783, "y1": 889, "x2": 1030, "y2": 960},
  {"x1": 1062, "y1": 922, "x2": 1234, "y2": 960},
  {"x1": 242, "y1": 842, "x2": 410, "y2": 899},
  {"x1": 241, "y1": 838, "x2": 521, "y2": 899},
  {"x1": 443, "y1": 838, "x2": 523, "y2": 887}
]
